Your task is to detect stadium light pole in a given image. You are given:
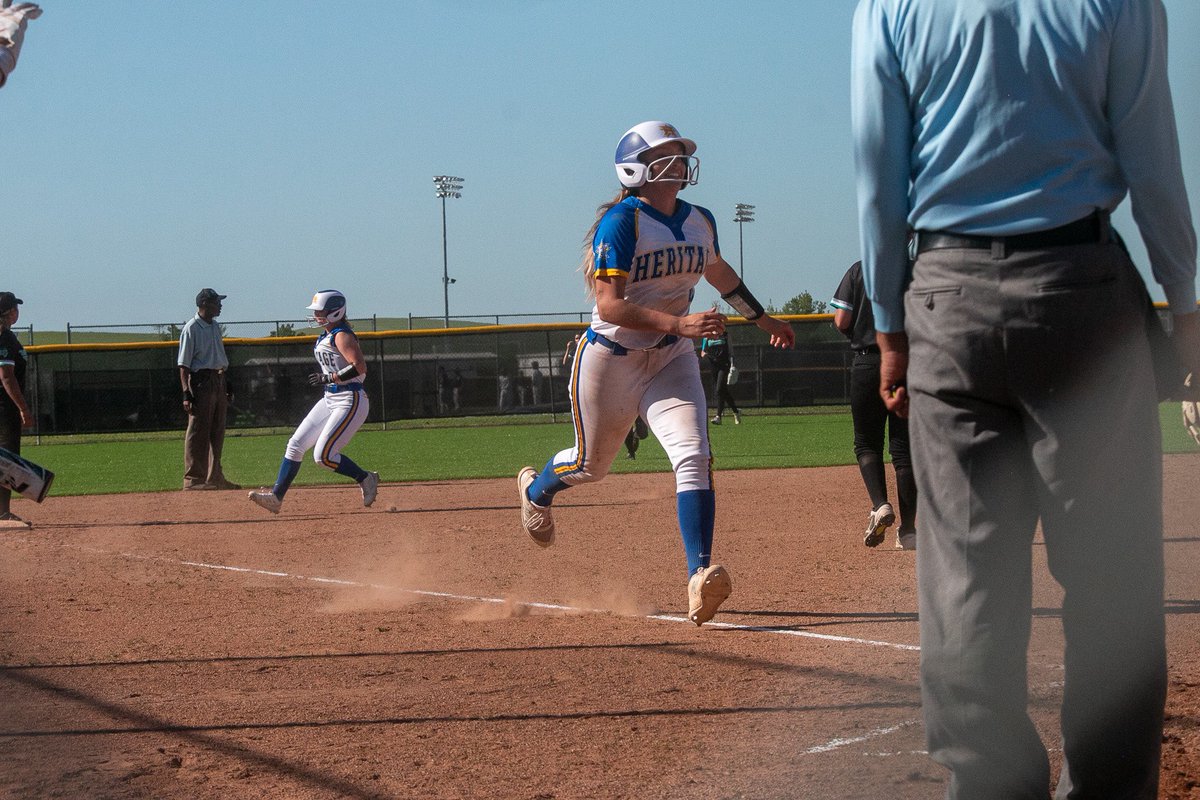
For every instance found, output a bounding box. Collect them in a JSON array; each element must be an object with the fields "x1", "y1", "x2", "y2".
[
  {"x1": 733, "y1": 203, "x2": 755, "y2": 281},
  {"x1": 434, "y1": 175, "x2": 465, "y2": 328}
]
